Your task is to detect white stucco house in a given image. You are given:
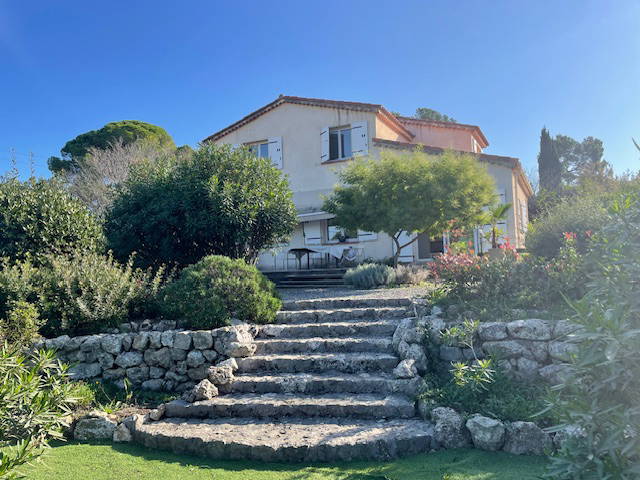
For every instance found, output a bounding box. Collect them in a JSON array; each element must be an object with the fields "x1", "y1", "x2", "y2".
[{"x1": 204, "y1": 95, "x2": 533, "y2": 271}]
